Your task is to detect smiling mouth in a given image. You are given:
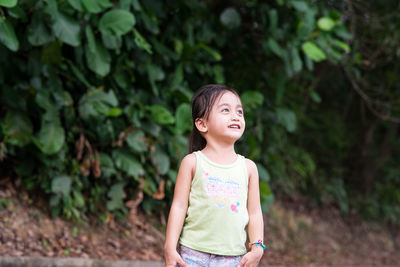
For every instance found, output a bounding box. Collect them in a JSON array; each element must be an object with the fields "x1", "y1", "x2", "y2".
[{"x1": 228, "y1": 124, "x2": 241, "y2": 129}]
